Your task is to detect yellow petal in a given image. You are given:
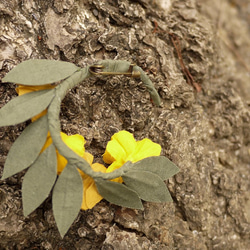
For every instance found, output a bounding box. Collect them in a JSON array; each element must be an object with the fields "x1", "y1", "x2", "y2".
[
  {"x1": 16, "y1": 85, "x2": 55, "y2": 122},
  {"x1": 16, "y1": 84, "x2": 55, "y2": 96},
  {"x1": 111, "y1": 176, "x2": 123, "y2": 183},
  {"x1": 78, "y1": 152, "x2": 94, "y2": 179},
  {"x1": 103, "y1": 141, "x2": 120, "y2": 164},
  {"x1": 56, "y1": 133, "x2": 85, "y2": 174},
  {"x1": 16, "y1": 85, "x2": 38, "y2": 95},
  {"x1": 42, "y1": 132, "x2": 85, "y2": 175},
  {"x1": 127, "y1": 138, "x2": 161, "y2": 162},
  {"x1": 83, "y1": 152, "x2": 94, "y2": 166},
  {"x1": 41, "y1": 132, "x2": 53, "y2": 152},
  {"x1": 91, "y1": 163, "x2": 107, "y2": 173},
  {"x1": 106, "y1": 160, "x2": 123, "y2": 173},
  {"x1": 60, "y1": 132, "x2": 68, "y2": 141},
  {"x1": 57, "y1": 154, "x2": 67, "y2": 174},
  {"x1": 40, "y1": 132, "x2": 66, "y2": 174},
  {"x1": 81, "y1": 176, "x2": 93, "y2": 210},
  {"x1": 62, "y1": 133, "x2": 85, "y2": 157},
  {"x1": 85, "y1": 181, "x2": 103, "y2": 209},
  {"x1": 112, "y1": 130, "x2": 137, "y2": 155},
  {"x1": 31, "y1": 110, "x2": 47, "y2": 122},
  {"x1": 81, "y1": 163, "x2": 106, "y2": 210},
  {"x1": 103, "y1": 130, "x2": 136, "y2": 163},
  {"x1": 105, "y1": 161, "x2": 124, "y2": 183},
  {"x1": 81, "y1": 197, "x2": 88, "y2": 210}
]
